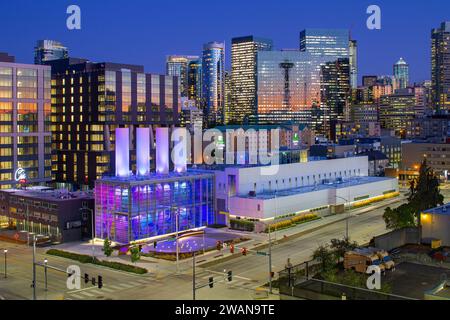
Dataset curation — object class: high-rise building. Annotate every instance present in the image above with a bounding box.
[349,40,358,89]
[187,59,202,106]
[300,28,350,58]
[224,71,232,125]
[230,36,273,124]
[46,58,180,188]
[321,58,351,133]
[34,40,68,65]
[431,22,450,114]
[379,90,417,137]
[166,55,199,98]
[393,58,409,90]
[300,29,352,136]
[201,42,225,127]
[255,50,316,125]
[0,54,52,189]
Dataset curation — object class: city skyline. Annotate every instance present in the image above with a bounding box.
[1,0,449,84]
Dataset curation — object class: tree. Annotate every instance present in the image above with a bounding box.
[130,246,141,264]
[383,158,444,230]
[383,204,416,230]
[313,244,335,272]
[408,158,444,223]
[102,238,113,257]
[330,238,359,262]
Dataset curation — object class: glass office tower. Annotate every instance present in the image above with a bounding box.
[230,36,273,124]
[393,58,409,90]
[187,59,202,106]
[34,40,68,65]
[349,40,358,89]
[299,29,351,136]
[300,29,350,58]
[431,22,450,114]
[0,54,52,189]
[166,55,199,98]
[201,42,225,127]
[256,50,317,125]
[95,172,215,244]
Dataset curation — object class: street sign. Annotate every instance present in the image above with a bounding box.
[256,251,268,256]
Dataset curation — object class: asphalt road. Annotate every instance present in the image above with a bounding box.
[0,184,448,300]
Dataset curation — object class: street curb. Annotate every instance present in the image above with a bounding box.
[197,197,405,269]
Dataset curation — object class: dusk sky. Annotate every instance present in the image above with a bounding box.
[1,0,448,84]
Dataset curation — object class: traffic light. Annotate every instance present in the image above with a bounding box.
[84,273,89,284]
[241,247,248,256]
[229,244,234,254]
[208,277,214,288]
[91,277,96,286]
[227,271,232,282]
[98,275,103,289]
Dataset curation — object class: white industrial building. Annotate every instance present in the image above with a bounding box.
[421,203,450,246]
[214,156,399,220]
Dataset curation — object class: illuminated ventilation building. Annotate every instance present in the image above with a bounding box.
[431,22,450,114]
[34,40,68,65]
[201,42,225,127]
[393,58,409,90]
[46,58,180,189]
[166,55,199,98]
[95,127,215,244]
[230,36,273,124]
[0,53,52,189]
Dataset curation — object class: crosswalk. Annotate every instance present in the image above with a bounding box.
[195,270,262,292]
[65,278,154,300]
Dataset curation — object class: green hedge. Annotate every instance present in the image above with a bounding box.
[46,249,148,274]
[230,219,255,232]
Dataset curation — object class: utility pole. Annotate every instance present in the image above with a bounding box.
[32,235,36,300]
[3,249,7,278]
[268,224,273,294]
[44,258,48,291]
[176,208,179,274]
[192,252,196,300]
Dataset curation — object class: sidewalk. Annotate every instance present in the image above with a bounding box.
[47,195,406,275]
[195,195,406,268]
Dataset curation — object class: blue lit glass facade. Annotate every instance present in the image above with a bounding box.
[95,172,215,244]
[201,42,225,126]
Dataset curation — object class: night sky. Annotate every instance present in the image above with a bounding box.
[1,0,448,84]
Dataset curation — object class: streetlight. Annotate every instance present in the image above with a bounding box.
[335,194,350,240]
[44,258,48,291]
[3,249,7,278]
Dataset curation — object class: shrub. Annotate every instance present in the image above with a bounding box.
[230,219,255,232]
[46,249,147,274]
[264,213,319,233]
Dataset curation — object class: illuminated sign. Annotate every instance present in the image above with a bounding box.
[14,168,27,182]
